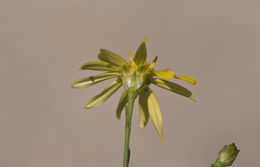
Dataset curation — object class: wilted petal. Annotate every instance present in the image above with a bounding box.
[150,78,196,101]
[116,90,128,120]
[80,61,120,72]
[153,69,175,79]
[139,90,149,128]
[98,49,128,67]
[146,88,164,142]
[134,38,147,66]
[85,81,122,109]
[174,75,197,85]
[71,72,119,88]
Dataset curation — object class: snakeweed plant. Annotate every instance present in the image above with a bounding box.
[71,38,197,167]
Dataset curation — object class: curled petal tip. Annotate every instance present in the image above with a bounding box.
[71,83,80,89]
[84,100,94,109]
[70,82,75,88]
[84,105,91,109]
[191,94,197,102]
[175,75,197,85]
[191,78,197,85]
[84,102,97,109]
[71,81,81,88]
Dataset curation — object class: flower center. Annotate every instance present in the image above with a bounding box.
[121,51,155,91]
[122,70,145,90]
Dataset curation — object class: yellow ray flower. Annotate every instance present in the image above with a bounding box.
[139,90,149,128]
[71,38,197,142]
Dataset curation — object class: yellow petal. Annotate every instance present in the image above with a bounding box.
[71,72,119,88]
[116,90,128,120]
[80,61,120,72]
[139,90,149,128]
[129,50,137,70]
[150,78,196,102]
[98,49,128,67]
[147,88,164,142]
[134,38,147,66]
[153,69,175,79]
[174,75,197,85]
[85,81,122,109]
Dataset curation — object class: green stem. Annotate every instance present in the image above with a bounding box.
[123,88,136,167]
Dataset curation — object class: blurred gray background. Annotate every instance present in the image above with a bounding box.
[1,0,260,167]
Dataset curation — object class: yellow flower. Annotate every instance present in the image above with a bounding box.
[71,38,197,142]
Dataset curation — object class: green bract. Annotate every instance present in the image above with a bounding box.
[71,38,197,142]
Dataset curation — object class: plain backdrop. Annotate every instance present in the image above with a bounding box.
[1,0,260,167]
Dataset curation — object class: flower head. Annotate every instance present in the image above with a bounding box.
[71,38,197,142]
[211,143,240,167]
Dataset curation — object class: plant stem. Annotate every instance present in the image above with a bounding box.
[123,88,136,167]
